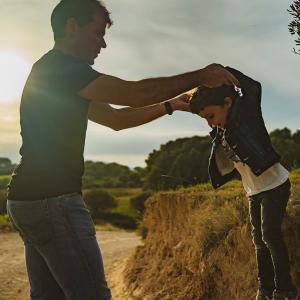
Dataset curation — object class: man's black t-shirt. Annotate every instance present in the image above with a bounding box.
[8,49,101,201]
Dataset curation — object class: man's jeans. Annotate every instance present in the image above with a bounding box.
[249,179,294,292]
[7,193,112,300]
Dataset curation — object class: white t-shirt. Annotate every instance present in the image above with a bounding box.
[233,162,289,196]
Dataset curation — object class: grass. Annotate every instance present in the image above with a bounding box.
[103,188,142,229]
[125,169,300,300]
[111,196,139,218]
[103,188,142,218]
[0,214,12,232]
[0,175,10,189]
[81,187,142,229]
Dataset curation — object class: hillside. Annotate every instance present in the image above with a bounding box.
[125,170,300,300]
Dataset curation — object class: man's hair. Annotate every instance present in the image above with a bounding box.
[189,85,237,114]
[51,0,113,41]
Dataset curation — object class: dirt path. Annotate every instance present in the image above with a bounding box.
[0,230,141,300]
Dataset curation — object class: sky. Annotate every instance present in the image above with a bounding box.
[0,0,299,168]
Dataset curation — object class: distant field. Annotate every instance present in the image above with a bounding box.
[82,187,142,218]
[103,188,142,218]
[89,187,143,229]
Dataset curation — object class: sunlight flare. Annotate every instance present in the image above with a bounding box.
[0,51,31,103]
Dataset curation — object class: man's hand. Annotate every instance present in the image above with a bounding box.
[201,64,240,88]
[169,93,191,112]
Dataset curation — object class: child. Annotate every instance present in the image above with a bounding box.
[189,67,297,300]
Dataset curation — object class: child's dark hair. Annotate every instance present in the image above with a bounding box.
[189,84,237,114]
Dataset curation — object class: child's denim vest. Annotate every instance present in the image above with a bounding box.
[208,67,280,189]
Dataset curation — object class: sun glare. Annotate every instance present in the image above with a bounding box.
[0,51,31,103]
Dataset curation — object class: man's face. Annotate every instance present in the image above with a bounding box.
[72,12,107,65]
[198,97,232,129]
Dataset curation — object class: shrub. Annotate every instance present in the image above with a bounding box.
[83,189,117,218]
[98,212,137,229]
[130,191,153,214]
[0,176,10,189]
[0,189,7,215]
[0,214,13,232]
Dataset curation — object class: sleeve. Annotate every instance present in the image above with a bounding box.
[225,66,262,117]
[59,60,102,93]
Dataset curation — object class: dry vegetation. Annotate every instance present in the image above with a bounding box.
[125,170,300,300]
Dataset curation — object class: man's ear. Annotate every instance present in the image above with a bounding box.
[65,18,80,37]
[224,96,233,108]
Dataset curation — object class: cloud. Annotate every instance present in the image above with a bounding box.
[0,0,299,166]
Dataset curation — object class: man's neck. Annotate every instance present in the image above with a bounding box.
[53,41,75,57]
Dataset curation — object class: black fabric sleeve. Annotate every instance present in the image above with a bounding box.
[62,61,102,93]
[225,66,262,118]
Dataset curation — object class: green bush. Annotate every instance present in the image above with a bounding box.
[130,191,153,214]
[98,212,137,229]
[0,176,10,189]
[83,161,143,188]
[0,214,13,232]
[83,189,117,218]
[0,189,7,215]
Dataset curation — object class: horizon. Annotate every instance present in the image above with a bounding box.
[1,126,298,169]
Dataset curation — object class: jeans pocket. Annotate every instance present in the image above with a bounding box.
[62,199,96,239]
[8,201,54,246]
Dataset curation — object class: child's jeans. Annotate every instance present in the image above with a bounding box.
[249,179,294,292]
[7,193,112,300]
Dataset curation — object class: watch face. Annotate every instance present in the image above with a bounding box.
[164,101,173,115]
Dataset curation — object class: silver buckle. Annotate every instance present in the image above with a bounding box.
[234,85,243,97]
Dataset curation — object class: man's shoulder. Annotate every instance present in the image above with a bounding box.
[32,49,96,78]
[34,49,69,68]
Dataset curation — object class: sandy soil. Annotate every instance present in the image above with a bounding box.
[0,230,141,300]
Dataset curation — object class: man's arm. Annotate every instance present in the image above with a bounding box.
[88,93,190,131]
[80,64,239,108]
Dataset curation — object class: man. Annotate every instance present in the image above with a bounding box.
[7,1,239,299]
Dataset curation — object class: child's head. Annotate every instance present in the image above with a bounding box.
[189,85,237,129]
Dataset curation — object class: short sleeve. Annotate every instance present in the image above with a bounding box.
[60,60,102,93]
[36,50,103,94]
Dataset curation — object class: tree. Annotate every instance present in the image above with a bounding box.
[0,158,15,175]
[143,136,211,190]
[270,128,300,169]
[288,0,300,54]
[292,130,300,144]
[83,161,143,188]
[0,189,7,215]
[144,129,300,191]
[270,127,292,140]
[84,189,117,218]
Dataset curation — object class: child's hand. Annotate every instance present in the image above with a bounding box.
[169,93,191,112]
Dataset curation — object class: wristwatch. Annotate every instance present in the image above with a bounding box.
[164,101,173,115]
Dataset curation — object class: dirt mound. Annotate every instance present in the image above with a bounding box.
[125,172,300,300]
